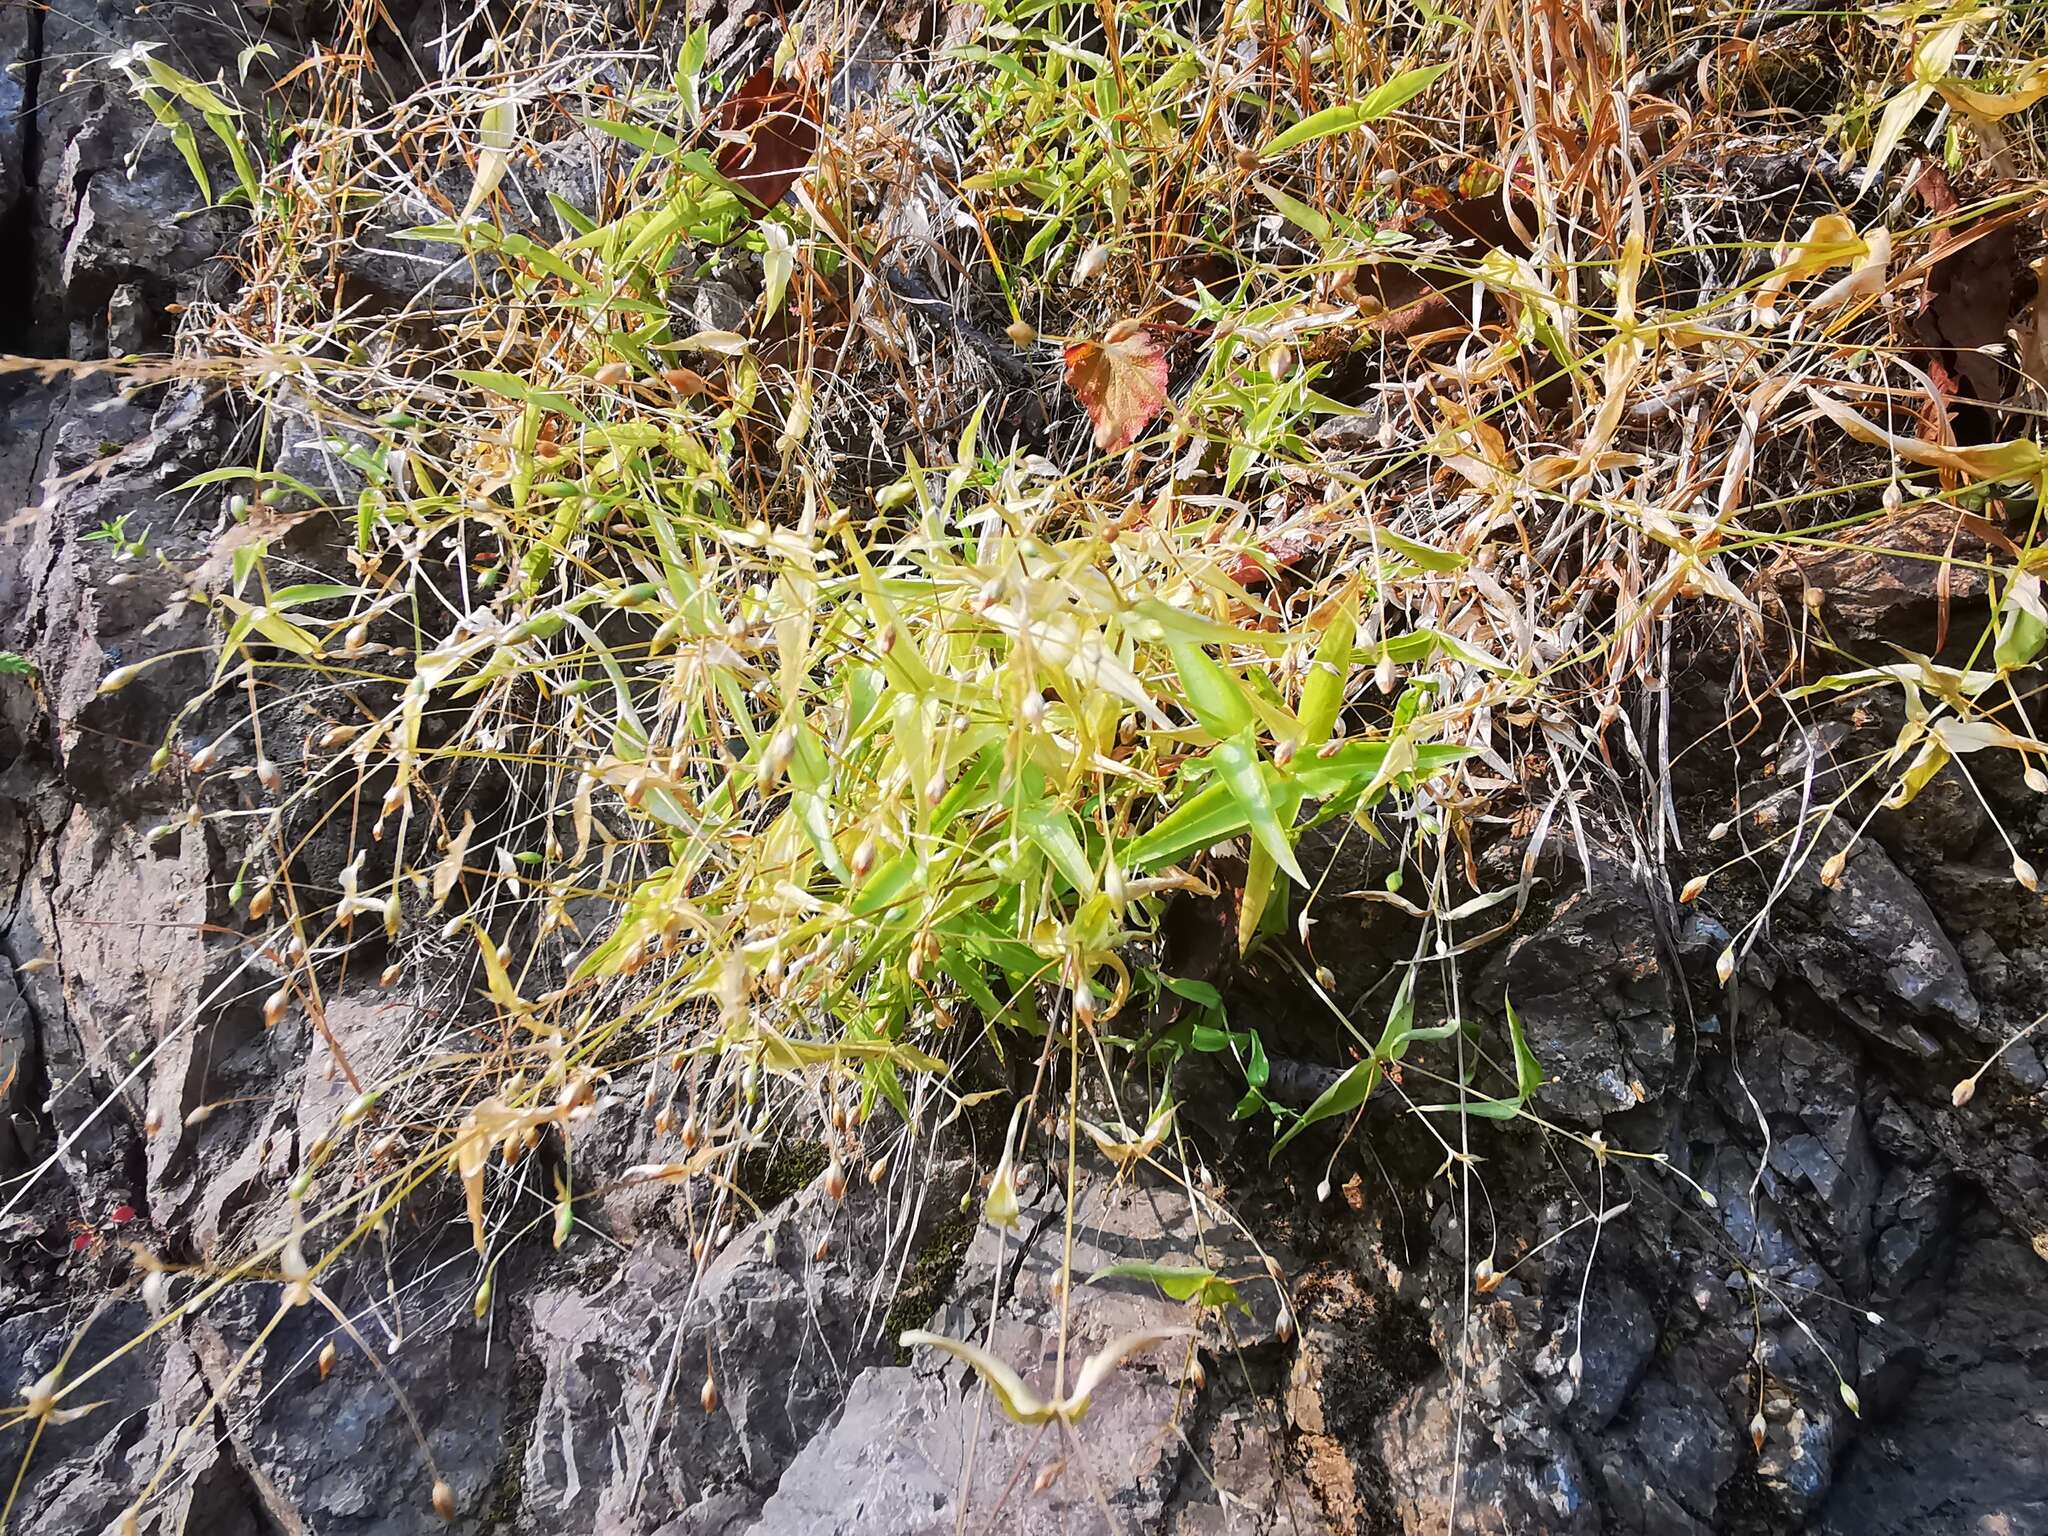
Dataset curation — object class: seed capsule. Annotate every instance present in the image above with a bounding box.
[432,1480,456,1520]
[701,1372,719,1414]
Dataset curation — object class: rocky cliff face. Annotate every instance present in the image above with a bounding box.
[2,5,2047,1535]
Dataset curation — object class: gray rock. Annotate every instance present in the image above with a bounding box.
[190,1270,512,1536]
[1378,1370,1599,1536]
[1476,849,1678,1123]
[1752,792,1982,1055]
[519,1156,972,1534]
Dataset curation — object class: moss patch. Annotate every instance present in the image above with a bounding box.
[883,1208,978,1362]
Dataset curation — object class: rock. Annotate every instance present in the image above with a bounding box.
[1477,848,1678,1123]
[0,1,32,225]
[189,1268,512,1536]
[1751,792,1983,1056]
[1377,1371,1599,1536]
[1816,1226,2048,1535]
[745,1322,1188,1536]
[1589,1369,1740,1535]
[1767,511,1993,662]
[751,1170,1288,1536]
[1165,1400,1323,1534]
[6,381,238,805]
[518,1156,972,1534]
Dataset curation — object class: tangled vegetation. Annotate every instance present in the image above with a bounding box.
[10,0,2048,1523]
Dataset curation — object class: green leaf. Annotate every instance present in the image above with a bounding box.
[1370,969,1418,1059]
[1995,573,2048,671]
[1418,991,1544,1120]
[1216,732,1304,884]
[849,850,920,918]
[897,1331,1053,1424]
[1255,180,1332,242]
[1123,780,1243,870]
[1090,1261,1247,1312]
[1161,976,1222,1008]
[576,115,681,156]
[452,369,587,420]
[1018,804,1096,894]
[1270,1056,1378,1159]
[1297,603,1355,746]
[1262,66,1450,155]
[1170,642,1255,739]
[1270,971,1414,1157]
[267,583,361,610]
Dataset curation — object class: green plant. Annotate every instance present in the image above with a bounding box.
[25,0,2048,1522]
[83,513,149,560]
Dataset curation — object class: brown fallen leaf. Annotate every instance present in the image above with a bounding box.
[714,63,822,213]
[1062,320,1169,452]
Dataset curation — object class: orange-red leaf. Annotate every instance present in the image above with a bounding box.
[1063,321,1169,452]
[715,64,822,212]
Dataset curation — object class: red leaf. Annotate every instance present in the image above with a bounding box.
[70,1231,91,1253]
[715,64,822,213]
[1062,321,1169,452]
[1220,524,1327,588]
[109,1203,136,1225]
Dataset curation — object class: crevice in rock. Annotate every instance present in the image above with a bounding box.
[0,0,45,356]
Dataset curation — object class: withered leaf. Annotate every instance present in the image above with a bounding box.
[714,64,822,212]
[1062,320,1169,452]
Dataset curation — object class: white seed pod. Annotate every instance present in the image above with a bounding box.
[97,663,146,695]
[1951,1076,1977,1108]
[701,1371,719,1414]
[432,1480,456,1520]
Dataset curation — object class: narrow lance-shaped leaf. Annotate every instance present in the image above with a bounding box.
[1216,732,1305,884]
[1262,66,1450,155]
[1091,1262,1246,1313]
[460,96,520,222]
[1269,969,1412,1158]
